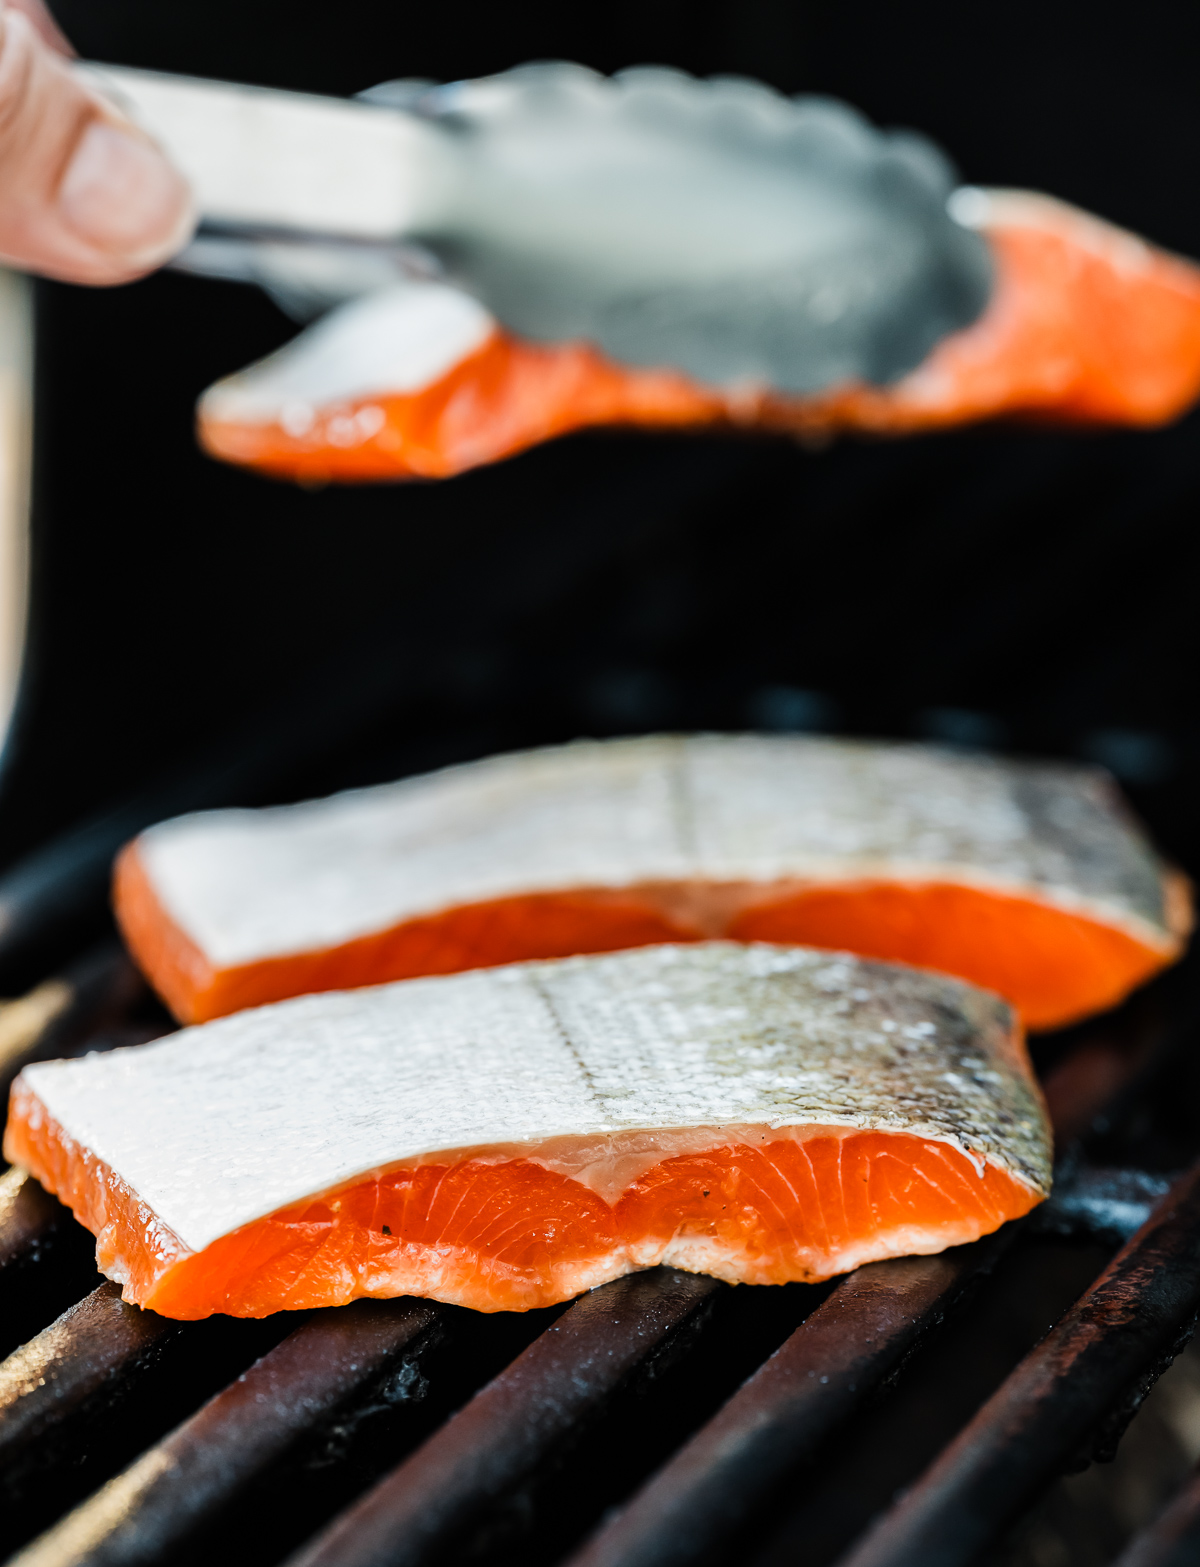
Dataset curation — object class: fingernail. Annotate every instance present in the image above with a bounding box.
[58,119,194,265]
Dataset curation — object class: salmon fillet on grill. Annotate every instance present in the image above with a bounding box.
[114,734,1190,1031]
[198,191,1200,484]
[4,943,1052,1318]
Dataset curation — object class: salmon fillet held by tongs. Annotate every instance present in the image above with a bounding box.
[5,943,1051,1317]
[114,735,1190,1030]
[84,64,1200,481]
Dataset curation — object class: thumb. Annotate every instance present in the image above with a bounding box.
[0,5,195,285]
[5,0,74,54]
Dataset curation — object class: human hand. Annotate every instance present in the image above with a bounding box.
[0,0,194,284]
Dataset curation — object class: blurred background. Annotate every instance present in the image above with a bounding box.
[1,0,1199,973]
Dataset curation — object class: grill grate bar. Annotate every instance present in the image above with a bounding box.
[1112,1461,1200,1567]
[0,1284,187,1556]
[1028,1165,1173,1245]
[283,1267,721,1567]
[564,1235,1012,1567]
[0,1170,71,1273]
[0,1172,101,1357]
[0,948,151,1115]
[0,1285,293,1559]
[834,1158,1200,1567]
[0,1284,183,1469]
[11,1296,444,1567]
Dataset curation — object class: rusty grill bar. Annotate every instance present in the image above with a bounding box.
[0,938,1198,1567]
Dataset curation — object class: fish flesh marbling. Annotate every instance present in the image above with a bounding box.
[114,734,1189,1030]
[4,943,1051,1318]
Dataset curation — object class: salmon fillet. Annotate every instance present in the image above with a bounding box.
[197,190,1200,484]
[4,943,1051,1318]
[114,735,1189,1031]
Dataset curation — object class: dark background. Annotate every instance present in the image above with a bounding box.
[5,0,1200,888]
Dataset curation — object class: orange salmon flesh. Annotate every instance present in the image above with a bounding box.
[115,845,1185,1033]
[6,1100,1039,1318]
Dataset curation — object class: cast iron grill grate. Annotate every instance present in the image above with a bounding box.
[1,941,1200,1567]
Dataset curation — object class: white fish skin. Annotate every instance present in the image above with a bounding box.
[198,280,495,429]
[130,734,1181,972]
[9,944,1049,1263]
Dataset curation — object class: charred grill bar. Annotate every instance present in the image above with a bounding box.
[19,1296,445,1567]
[561,1241,1015,1567]
[840,1163,1200,1567]
[0,898,1193,1567]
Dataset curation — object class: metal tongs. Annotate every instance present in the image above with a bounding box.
[76,61,991,392]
